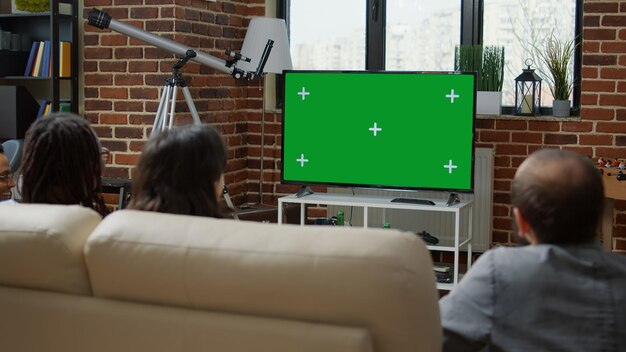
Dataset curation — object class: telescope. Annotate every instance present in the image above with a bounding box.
[87,8,277,136]
[87,8,273,80]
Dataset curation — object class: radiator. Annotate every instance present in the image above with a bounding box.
[328,147,494,252]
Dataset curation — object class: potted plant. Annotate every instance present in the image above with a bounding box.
[536,35,575,117]
[455,45,505,115]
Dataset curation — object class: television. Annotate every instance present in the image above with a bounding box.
[281,70,476,195]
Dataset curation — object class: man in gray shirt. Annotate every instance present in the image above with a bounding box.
[440,149,626,351]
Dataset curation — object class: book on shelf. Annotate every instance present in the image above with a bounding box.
[59,41,71,77]
[36,100,71,119]
[24,42,39,77]
[31,41,45,77]
[35,99,47,120]
[41,41,51,78]
[23,41,72,78]
[59,100,71,112]
[42,101,51,116]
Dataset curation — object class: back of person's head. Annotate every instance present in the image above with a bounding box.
[129,124,227,218]
[511,149,603,245]
[20,113,105,215]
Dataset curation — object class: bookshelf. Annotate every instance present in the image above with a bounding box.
[0,0,78,138]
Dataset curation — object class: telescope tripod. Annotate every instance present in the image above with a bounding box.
[151,50,201,137]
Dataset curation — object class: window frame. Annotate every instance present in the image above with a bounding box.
[279,0,582,115]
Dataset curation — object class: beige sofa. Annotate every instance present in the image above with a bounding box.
[0,203,441,352]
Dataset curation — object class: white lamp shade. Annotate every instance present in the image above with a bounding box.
[238,17,292,74]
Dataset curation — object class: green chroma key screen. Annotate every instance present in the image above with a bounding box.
[281,71,476,192]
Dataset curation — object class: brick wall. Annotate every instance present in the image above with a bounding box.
[83,0,264,207]
[478,0,626,252]
[83,0,626,252]
[583,0,626,252]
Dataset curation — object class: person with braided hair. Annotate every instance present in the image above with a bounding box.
[19,113,107,216]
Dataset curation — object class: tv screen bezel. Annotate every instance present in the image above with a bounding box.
[280,70,477,194]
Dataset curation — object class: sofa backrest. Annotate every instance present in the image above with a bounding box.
[0,203,101,295]
[85,210,441,352]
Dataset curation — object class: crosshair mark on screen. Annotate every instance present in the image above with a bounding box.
[446,89,460,103]
[297,87,310,101]
[444,160,458,174]
[368,122,382,136]
[296,153,309,167]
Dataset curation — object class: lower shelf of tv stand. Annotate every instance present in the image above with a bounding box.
[277,193,473,291]
[436,283,455,291]
[426,237,473,252]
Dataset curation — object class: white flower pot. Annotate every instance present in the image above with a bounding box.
[552,99,571,117]
[476,91,502,116]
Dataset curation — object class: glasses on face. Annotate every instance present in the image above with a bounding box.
[0,173,13,183]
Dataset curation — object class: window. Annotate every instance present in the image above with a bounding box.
[282,0,582,112]
[288,0,365,70]
[483,0,579,108]
[386,0,461,71]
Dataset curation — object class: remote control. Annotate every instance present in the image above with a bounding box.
[391,198,435,205]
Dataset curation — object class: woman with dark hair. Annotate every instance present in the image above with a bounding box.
[20,112,107,216]
[0,144,17,202]
[128,124,227,218]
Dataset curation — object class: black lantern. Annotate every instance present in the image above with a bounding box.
[515,59,542,116]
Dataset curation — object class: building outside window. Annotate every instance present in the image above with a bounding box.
[385,1,461,71]
[483,0,577,107]
[289,0,365,70]
[284,0,579,112]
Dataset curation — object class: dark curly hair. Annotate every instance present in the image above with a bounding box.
[20,113,106,216]
[128,124,227,218]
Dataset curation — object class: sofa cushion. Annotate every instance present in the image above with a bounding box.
[85,210,441,352]
[0,203,101,295]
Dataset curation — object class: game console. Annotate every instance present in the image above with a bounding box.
[416,230,439,245]
[446,192,461,206]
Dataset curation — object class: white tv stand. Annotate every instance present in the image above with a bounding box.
[278,193,473,291]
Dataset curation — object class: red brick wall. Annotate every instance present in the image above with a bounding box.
[83,0,626,252]
[83,0,264,206]
[582,0,626,252]
[477,0,626,252]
